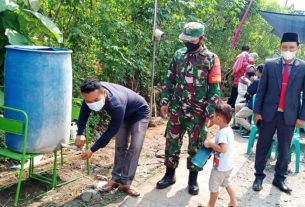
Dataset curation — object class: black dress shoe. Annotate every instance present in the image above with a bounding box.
[272,179,292,194]
[188,183,199,195]
[252,178,263,191]
[156,176,176,189]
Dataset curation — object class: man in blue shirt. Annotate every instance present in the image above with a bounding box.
[235,64,263,136]
[75,79,149,197]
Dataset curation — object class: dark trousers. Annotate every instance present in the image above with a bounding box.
[254,112,294,181]
[227,86,238,108]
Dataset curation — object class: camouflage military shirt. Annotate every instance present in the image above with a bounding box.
[161,47,221,118]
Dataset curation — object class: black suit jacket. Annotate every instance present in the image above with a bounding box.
[254,58,305,125]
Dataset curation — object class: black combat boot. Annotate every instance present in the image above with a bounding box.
[156,167,176,189]
[188,171,199,195]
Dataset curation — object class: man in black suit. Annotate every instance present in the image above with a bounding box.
[253,33,305,194]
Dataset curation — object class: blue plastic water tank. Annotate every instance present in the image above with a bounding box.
[4,45,72,153]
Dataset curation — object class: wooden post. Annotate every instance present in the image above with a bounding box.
[149,0,158,118]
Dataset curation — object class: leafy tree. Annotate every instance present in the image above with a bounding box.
[1,0,302,103]
[0,0,63,86]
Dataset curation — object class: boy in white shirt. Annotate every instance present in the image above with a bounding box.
[200,103,237,207]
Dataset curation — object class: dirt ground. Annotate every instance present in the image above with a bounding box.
[0,122,304,207]
[0,122,171,207]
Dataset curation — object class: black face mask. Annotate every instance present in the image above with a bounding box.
[184,42,201,53]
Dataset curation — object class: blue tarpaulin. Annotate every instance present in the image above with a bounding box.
[259,10,305,43]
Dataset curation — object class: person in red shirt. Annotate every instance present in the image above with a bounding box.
[227,45,250,110]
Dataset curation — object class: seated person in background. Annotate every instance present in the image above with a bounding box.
[235,65,264,136]
[234,65,256,114]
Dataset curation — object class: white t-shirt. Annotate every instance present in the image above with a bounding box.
[213,126,234,171]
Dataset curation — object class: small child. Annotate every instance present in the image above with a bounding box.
[200,103,237,207]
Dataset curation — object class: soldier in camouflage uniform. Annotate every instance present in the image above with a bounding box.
[156,22,221,195]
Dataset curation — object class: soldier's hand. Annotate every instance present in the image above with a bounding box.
[160,105,169,119]
[254,114,263,125]
[75,135,85,149]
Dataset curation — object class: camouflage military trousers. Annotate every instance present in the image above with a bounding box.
[164,110,207,172]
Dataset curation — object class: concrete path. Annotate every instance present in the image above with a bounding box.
[109,132,250,207]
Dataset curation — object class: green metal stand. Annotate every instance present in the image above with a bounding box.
[0,106,59,206]
[0,101,91,206]
[28,151,58,189]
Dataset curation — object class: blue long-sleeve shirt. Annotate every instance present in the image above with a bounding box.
[77,82,149,152]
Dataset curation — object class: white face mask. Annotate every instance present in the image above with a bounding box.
[86,98,105,112]
[281,50,296,61]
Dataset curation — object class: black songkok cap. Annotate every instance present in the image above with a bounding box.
[281,32,299,43]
